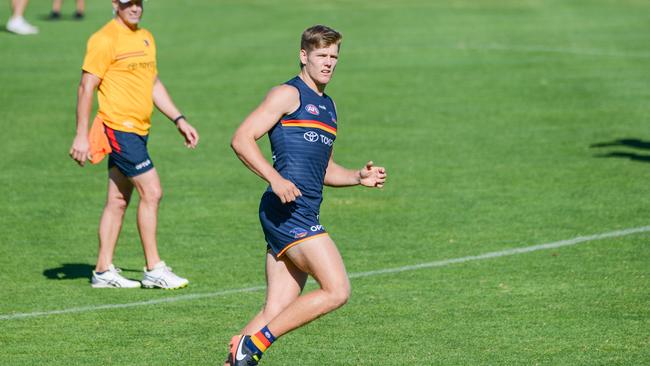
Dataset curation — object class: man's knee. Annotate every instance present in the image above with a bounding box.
[140,185,163,204]
[106,195,130,212]
[326,282,351,310]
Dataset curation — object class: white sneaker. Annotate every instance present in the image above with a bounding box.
[91,264,141,288]
[142,261,189,289]
[6,16,39,35]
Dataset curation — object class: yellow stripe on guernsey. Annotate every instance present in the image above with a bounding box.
[251,335,268,352]
[82,19,157,136]
[277,233,328,257]
[281,120,337,136]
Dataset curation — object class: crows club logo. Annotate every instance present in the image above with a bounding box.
[303,131,319,142]
[289,227,308,239]
[305,104,320,115]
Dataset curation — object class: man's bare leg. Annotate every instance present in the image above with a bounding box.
[265,234,350,337]
[226,235,350,364]
[95,167,133,272]
[130,168,162,270]
[11,0,29,16]
[243,251,308,334]
[224,252,307,366]
[51,0,62,13]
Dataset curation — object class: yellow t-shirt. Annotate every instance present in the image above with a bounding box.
[82,19,157,135]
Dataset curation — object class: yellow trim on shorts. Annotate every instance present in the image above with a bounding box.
[277,233,328,257]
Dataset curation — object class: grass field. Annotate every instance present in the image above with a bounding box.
[1,0,649,364]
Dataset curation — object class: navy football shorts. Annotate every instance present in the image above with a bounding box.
[105,126,154,177]
[259,191,327,257]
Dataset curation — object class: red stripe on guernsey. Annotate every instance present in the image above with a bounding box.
[281,119,337,136]
[105,127,121,154]
[254,332,272,348]
[115,51,146,60]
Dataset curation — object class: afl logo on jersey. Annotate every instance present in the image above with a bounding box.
[305,104,320,115]
[304,131,319,142]
[144,39,150,47]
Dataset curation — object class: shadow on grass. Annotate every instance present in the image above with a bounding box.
[590,138,650,163]
[43,264,141,280]
[38,13,84,22]
[43,263,93,280]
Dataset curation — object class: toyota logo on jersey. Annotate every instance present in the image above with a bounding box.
[303,131,319,142]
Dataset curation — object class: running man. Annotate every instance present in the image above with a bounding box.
[225,25,387,365]
[69,0,199,289]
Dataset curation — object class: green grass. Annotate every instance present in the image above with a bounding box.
[1,0,649,365]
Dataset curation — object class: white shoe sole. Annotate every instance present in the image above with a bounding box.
[6,24,38,35]
[141,280,188,290]
[91,282,141,289]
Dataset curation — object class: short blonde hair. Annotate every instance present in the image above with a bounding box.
[300,25,342,52]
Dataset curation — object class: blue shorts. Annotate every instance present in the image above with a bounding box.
[259,191,327,257]
[105,126,154,177]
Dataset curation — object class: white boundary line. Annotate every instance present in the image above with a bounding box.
[2,226,649,321]
[454,43,650,59]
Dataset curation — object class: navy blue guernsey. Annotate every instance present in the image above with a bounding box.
[266,76,338,212]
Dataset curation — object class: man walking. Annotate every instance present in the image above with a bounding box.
[69,0,199,289]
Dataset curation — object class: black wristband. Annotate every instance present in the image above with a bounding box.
[172,115,185,125]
